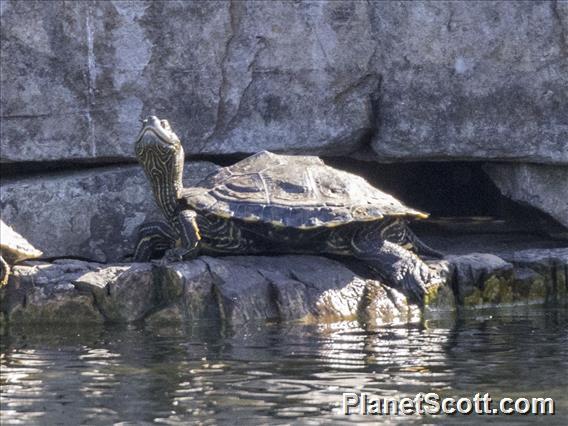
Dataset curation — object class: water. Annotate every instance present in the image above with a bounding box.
[1,307,567,425]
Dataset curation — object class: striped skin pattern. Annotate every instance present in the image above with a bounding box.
[193,215,438,257]
[135,119,184,220]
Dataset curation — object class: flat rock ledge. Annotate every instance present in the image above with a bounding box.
[1,249,566,327]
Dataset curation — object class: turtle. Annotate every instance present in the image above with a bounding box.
[133,116,443,303]
[0,220,43,286]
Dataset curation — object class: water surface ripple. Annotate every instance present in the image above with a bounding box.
[1,307,567,424]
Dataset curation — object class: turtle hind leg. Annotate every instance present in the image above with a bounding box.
[351,234,433,304]
[381,218,443,259]
[133,221,177,262]
[0,256,10,286]
[403,226,443,259]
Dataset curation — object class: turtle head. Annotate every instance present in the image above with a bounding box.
[135,116,185,219]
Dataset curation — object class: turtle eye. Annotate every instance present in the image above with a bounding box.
[160,120,170,130]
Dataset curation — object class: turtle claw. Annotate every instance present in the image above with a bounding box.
[400,271,428,305]
[405,266,445,306]
[156,248,189,265]
[151,247,201,266]
[405,267,445,307]
[351,236,442,307]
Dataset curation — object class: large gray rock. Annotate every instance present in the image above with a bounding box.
[75,263,154,322]
[500,247,568,303]
[445,253,515,306]
[1,255,425,326]
[0,161,218,262]
[0,260,104,324]
[150,260,219,323]
[370,1,568,164]
[148,255,423,325]
[3,1,564,164]
[2,248,566,325]
[484,163,568,229]
[205,255,418,324]
[442,248,568,307]
[1,0,376,163]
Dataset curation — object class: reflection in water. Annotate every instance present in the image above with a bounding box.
[1,307,567,424]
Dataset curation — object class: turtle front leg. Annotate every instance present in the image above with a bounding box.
[0,255,10,286]
[351,231,435,304]
[162,210,202,262]
[177,210,201,256]
[134,221,177,261]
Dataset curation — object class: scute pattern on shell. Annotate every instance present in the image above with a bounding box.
[181,151,428,229]
[0,220,43,263]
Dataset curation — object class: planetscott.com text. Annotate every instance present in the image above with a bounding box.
[342,392,555,416]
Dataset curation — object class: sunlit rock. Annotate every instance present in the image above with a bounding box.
[75,263,154,323]
[1,248,566,326]
[3,1,565,164]
[446,249,568,308]
[484,164,568,230]
[0,162,218,263]
[2,261,104,324]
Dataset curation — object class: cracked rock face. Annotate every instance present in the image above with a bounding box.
[1,1,377,162]
[370,1,568,164]
[3,1,564,164]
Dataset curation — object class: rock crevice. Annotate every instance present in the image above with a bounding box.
[8,1,565,163]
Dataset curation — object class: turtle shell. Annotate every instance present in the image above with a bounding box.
[0,220,43,263]
[181,151,428,229]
